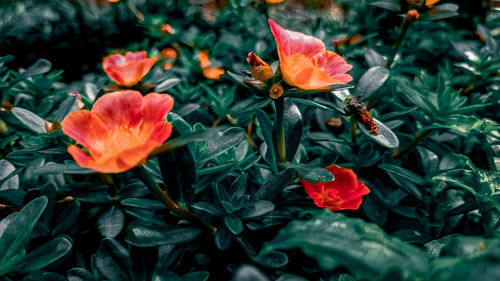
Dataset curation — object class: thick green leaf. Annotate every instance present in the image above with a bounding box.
[33,162,94,175]
[364,48,386,67]
[94,238,130,281]
[224,215,244,235]
[125,223,201,247]
[13,58,52,82]
[97,206,125,238]
[379,164,428,186]
[356,66,389,100]
[11,107,46,133]
[13,235,72,274]
[158,143,196,202]
[357,118,399,149]
[0,196,48,276]
[155,77,181,92]
[280,163,334,183]
[233,265,270,281]
[198,127,245,161]
[262,210,429,280]
[370,0,401,12]
[0,159,19,190]
[67,268,94,281]
[422,4,459,21]
[256,109,278,173]
[254,168,296,201]
[283,98,303,162]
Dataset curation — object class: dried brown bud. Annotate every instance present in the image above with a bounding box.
[345,97,379,135]
[246,52,274,82]
[406,0,424,5]
[1,101,13,111]
[0,120,7,134]
[269,83,284,99]
[45,120,61,132]
[325,117,343,134]
[406,9,419,21]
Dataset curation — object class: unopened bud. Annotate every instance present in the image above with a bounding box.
[45,120,61,132]
[325,117,343,134]
[406,9,419,21]
[243,79,266,88]
[269,83,284,99]
[246,52,274,82]
[0,120,7,134]
[161,24,175,34]
[70,91,85,109]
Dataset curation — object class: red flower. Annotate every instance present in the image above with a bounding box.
[268,19,353,90]
[102,51,158,86]
[161,24,176,34]
[300,165,370,211]
[61,90,173,173]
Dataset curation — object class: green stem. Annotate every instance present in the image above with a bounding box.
[133,166,217,235]
[275,97,287,163]
[392,130,430,158]
[350,117,357,145]
[386,18,411,69]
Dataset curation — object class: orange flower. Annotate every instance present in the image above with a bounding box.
[199,50,225,80]
[300,165,370,211]
[266,0,285,3]
[425,0,440,6]
[161,48,178,70]
[61,90,173,173]
[161,24,176,34]
[268,19,353,90]
[102,51,158,86]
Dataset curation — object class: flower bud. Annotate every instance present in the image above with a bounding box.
[269,83,284,99]
[246,52,274,82]
[1,101,13,111]
[70,91,85,109]
[406,9,419,21]
[161,24,175,34]
[45,120,61,132]
[325,117,343,133]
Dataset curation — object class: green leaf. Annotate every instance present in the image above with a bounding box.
[67,268,94,281]
[233,265,270,281]
[125,223,201,247]
[158,143,196,202]
[262,210,429,280]
[198,127,245,162]
[33,162,94,175]
[155,77,181,92]
[53,96,77,122]
[256,109,278,173]
[0,196,48,276]
[364,48,386,67]
[13,235,72,274]
[356,66,389,100]
[237,200,275,219]
[11,107,46,133]
[0,159,19,190]
[357,118,399,149]
[12,59,52,82]
[370,0,401,12]
[94,238,130,281]
[254,168,296,201]
[120,198,165,210]
[97,206,125,238]
[280,163,333,183]
[379,164,428,186]
[224,215,243,235]
[283,98,303,162]
[422,4,459,21]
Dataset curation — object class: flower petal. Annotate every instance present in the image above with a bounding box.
[268,19,325,58]
[102,54,126,69]
[61,110,109,156]
[92,91,144,129]
[142,93,174,124]
[68,145,93,167]
[199,51,212,68]
[203,68,225,80]
[313,50,353,77]
[125,51,147,62]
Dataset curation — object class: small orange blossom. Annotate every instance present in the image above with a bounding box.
[102,51,158,86]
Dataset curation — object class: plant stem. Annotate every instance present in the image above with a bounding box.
[275,97,287,163]
[133,166,217,235]
[350,117,357,144]
[386,18,411,69]
[392,130,430,158]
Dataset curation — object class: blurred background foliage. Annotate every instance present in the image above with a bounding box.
[0,0,499,280]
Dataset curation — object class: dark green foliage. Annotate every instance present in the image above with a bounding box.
[0,0,499,280]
